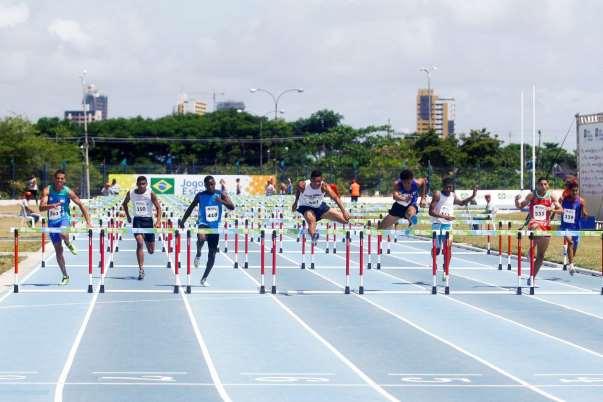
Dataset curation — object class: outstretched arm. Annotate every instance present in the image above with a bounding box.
[323,182,350,221]
[151,192,162,227]
[291,181,304,212]
[180,193,199,227]
[122,192,131,223]
[69,190,92,226]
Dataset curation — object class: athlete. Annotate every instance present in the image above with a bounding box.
[515,177,562,285]
[292,170,350,246]
[558,180,588,275]
[122,176,162,280]
[39,170,92,285]
[429,177,477,278]
[378,169,427,229]
[180,175,235,286]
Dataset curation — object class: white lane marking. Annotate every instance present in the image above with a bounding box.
[279,235,564,402]
[93,371,187,374]
[99,375,176,382]
[0,252,56,304]
[54,291,99,402]
[240,372,335,376]
[449,271,603,319]
[178,276,232,402]
[377,266,603,359]
[222,253,400,402]
[387,373,482,376]
[534,373,603,376]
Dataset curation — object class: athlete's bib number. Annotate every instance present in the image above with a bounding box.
[205,206,219,222]
[398,194,411,207]
[440,205,452,216]
[48,207,61,220]
[135,201,149,216]
[563,208,576,224]
[533,205,547,221]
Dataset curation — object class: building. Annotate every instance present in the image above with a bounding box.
[216,100,245,111]
[174,94,207,116]
[64,84,108,123]
[416,89,455,138]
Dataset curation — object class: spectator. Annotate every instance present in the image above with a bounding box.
[349,178,360,202]
[101,182,111,196]
[219,178,227,194]
[265,179,275,196]
[279,182,287,194]
[19,192,41,226]
[235,178,242,195]
[286,178,293,195]
[109,179,120,195]
[26,175,39,206]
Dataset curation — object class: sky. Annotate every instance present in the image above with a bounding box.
[0,0,601,150]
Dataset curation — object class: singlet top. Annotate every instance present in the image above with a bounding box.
[395,179,419,207]
[298,180,325,208]
[47,185,71,223]
[196,191,223,228]
[529,191,552,225]
[350,183,360,197]
[130,188,154,218]
[265,184,275,196]
[561,196,584,229]
[432,191,455,224]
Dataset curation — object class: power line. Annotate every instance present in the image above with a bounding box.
[47,136,310,144]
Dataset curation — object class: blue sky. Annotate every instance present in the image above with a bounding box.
[1,0,601,149]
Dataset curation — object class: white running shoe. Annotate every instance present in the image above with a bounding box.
[194,256,201,269]
[568,264,576,276]
[200,278,210,287]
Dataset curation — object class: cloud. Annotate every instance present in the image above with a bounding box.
[48,19,91,49]
[0,2,29,28]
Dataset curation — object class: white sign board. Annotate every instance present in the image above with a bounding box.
[577,113,603,220]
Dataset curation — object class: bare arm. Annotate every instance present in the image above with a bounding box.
[39,187,56,212]
[291,181,304,212]
[416,178,427,206]
[219,191,235,210]
[454,186,478,206]
[69,190,92,226]
[122,191,131,222]
[428,191,440,218]
[323,182,349,221]
[391,181,406,202]
[151,192,162,226]
[515,193,532,209]
[180,193,199,227]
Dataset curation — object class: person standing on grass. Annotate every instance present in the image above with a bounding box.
[349,178,361,203]
[515,177,562,285]
[180,175,235,287]
[39,169,92,285]
[122,176,162,280]
[557,180,588,276]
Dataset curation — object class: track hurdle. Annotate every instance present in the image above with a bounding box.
[13,229,19,293]
[507,222,512,270]
[516,232,522,295]
[41,219,46,267]
[186,229,192,294]
[174,230,180,294]
[99,229,105,293]
[88,229,93,293]
[498,222,503,270]
[244,219,249,268]
[345,231,351,294]
[234,219,239,268]
[529,232,535,295]
[271,230,277,294]
[359,231,365,294]
[260,230,266,294]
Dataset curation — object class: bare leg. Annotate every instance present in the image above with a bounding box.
[135,235,145,269]
[145,241,155,254]
[321,208,348,225]
[53,241,67,277]
[303,210,318,237]
[534,236,551,276]
[378,214,400,230]
[404,206,418,226]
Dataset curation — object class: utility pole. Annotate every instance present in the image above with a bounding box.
[81,70,90,199]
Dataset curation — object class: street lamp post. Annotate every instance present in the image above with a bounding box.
[419,66,437,131]
[259,109,284,171]
[249,87,303,120]
[81,70,91,199]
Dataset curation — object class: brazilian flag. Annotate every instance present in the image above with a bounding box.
[151,177,175,194]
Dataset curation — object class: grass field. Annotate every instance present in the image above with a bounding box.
[0,205,44,275]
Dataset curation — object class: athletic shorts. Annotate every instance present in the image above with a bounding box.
[388,202,418,218]
[198,225,219,251]
[48,217,70,244]
[297,202,331,221]
[528,221,551,236]
[560,223,580,248]
[133,217,155,243]
[432,223,452,250]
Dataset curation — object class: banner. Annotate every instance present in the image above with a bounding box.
[108,174,275,196]
[577,113,603,220]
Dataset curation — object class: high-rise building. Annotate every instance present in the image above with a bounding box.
[64,84,108,123]
[216,101,245,111]
[174,94,207,116]
[416,89,455,138]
